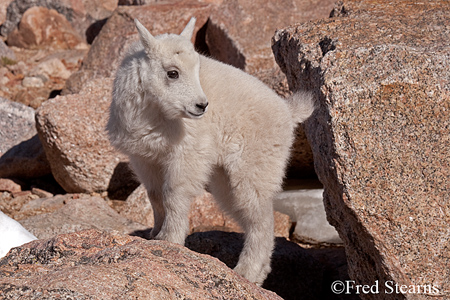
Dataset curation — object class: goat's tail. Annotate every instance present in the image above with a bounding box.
[286,91,316,124]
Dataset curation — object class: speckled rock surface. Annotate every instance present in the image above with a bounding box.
[18,194,148,239]
[35,78,138,194]
[273,0,450,299]
[0,229,282,300]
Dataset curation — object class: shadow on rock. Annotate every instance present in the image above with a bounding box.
[107,162,140,200]
[185,231,360,300]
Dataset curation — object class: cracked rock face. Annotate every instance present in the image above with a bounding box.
[273,0,450,299]
[0,229,282,300]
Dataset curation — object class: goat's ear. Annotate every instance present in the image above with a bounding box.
[135,19,156,50]
[180,17,196,40]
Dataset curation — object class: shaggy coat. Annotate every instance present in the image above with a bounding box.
[107,18,314,285]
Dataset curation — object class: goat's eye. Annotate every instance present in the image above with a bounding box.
[167,70,179,79]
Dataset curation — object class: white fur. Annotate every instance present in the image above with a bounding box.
[107,18,314,285]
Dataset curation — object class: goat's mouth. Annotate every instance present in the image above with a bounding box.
[186,110,205,119]
[185,105,208,118]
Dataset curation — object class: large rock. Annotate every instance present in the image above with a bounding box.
[6,6,87,50]
[63,1,215,95]
[0,97,50,179]
[19,194,148,239]
[0,178,21,193]
[0,0,117,42]
[0,229,282,300]
[273,0,450,299]
[35,78,138,194]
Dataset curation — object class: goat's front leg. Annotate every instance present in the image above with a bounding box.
[152,186,192,244]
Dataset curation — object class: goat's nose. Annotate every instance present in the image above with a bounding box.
[196,102,208,112]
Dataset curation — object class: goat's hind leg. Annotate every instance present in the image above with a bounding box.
[232,184,275,286]
[209,168,275,286]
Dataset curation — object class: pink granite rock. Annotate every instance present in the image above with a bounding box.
[189,191,241,232]
[0,178,21,193]
[1,0,117,42]
[18,194,148,239]
[6,6,87,50]
[35,78,138,194]
[0,229,282,299]
[273,0,450,299]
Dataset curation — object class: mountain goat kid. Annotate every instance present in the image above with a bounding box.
[107,17,314,285]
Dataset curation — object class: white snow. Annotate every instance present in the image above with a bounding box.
[0,210,37,258]
[274,189,342,244]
